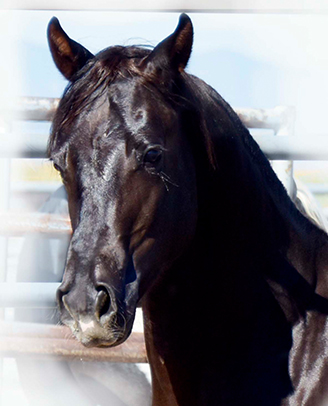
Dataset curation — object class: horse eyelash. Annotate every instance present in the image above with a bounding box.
[158,171,179,192]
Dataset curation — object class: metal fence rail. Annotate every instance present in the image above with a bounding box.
[0,212,71,237]
[0,321,147,362]
[252,135,328,161]
[4,98,328,160]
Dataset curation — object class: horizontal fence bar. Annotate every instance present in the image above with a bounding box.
[0,320,72,338]
[10,181,328,196]
[0,336,147,362]
[0,212,71,237]
[0,283,59,308]
[12,98,291,130]
[2,0,327,13]
[4,179,328,240]
[11,97,60,122]
[10,181,62,194]
[4,99,311,159]
[6,98,326,160]
[306,184,328,195]
[0,320,69,339]
[0,133,49,158]
[0,321,147,362]
[252,135,328,161]
[235,106,294,133]
[3,100,295,158]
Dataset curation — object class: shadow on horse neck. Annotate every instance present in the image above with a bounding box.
[47,13,328,406]
[142,73,297,406]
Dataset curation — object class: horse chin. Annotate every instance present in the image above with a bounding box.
[78,329,130,348]
[63,312,134,349]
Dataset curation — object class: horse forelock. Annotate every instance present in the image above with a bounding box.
[48,46,153,157]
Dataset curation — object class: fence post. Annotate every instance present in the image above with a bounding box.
[270,106,296,197]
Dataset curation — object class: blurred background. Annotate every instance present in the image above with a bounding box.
[4,7,328,212]
[1,2,328,405]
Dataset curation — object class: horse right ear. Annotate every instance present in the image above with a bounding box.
[47,17,94,81]
[140,13,193,77]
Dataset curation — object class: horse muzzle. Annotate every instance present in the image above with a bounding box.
[57,281,137,347]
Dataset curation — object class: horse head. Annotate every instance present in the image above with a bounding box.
[48,15,198,347]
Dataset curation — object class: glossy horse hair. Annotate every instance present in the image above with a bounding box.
[48,14,328,406]
[50,46,150,150]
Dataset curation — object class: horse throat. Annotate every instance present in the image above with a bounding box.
[142,188,293,405]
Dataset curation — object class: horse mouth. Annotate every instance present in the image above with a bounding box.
[63,312,133,348]
[58,264,140,348]
[78,331,128,348]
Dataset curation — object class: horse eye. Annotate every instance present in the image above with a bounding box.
[144,148,162,164]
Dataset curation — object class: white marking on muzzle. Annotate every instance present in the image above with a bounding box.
[79,320,97,333]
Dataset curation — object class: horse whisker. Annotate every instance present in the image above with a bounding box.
[158,171,179,191]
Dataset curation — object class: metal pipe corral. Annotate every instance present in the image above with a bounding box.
[0,321,147,362]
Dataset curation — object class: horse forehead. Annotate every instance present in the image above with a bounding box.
[57,79,177,157]
[111,79,178,127]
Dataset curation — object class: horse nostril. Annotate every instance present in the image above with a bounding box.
[95,287,111,320]
[57,287,68,311]
[57,289,63,305]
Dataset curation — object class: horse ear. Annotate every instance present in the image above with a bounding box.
[141,13,193,75]
[47,17,94,81]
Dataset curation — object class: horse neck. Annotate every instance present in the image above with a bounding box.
[141,87,299,404]
[142,77,288,348]
[142,169,293,405]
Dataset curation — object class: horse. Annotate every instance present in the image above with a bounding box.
[47,14,328,406]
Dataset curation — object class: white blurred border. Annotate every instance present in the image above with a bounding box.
[1,0,328,12]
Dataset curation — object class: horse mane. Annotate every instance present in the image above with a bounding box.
[179,72,328,315]
[161,72,328,401]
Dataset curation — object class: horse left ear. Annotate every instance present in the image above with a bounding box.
[47,17,94,81]
[141,13,193,75]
